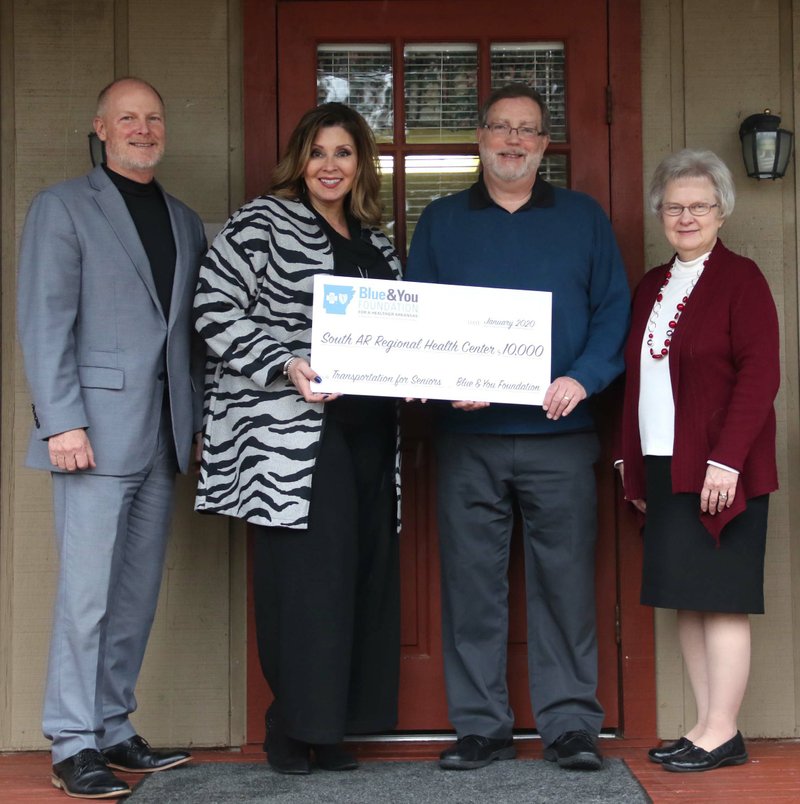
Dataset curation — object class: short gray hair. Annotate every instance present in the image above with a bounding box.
[648,149,735,218]
[478,83,551,136]
[96,77,164,117]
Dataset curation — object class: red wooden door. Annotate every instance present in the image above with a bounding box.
[242,0,644,738]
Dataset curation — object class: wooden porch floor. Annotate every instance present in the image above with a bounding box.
[2,738,800,802]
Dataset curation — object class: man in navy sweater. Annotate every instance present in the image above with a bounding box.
[406,84,630,772]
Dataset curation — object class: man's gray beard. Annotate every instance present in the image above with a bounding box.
[106,144,164,173]
[481,153,541,185]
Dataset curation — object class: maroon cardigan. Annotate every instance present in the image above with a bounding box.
[619,239,779,542]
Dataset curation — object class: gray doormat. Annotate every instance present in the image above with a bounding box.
[129,758,652,803]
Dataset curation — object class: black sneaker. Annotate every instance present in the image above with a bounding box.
[543,730,603,770]
[439,735,516,770]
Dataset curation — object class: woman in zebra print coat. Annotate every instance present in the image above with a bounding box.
[194,104,402,775]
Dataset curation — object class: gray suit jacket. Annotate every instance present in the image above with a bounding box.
[18,165,206,476]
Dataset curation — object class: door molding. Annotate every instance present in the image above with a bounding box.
[241,0,654,744]
[607,0,655,738]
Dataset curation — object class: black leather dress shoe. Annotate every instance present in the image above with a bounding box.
[265,705,311,775]
[543,730,603,770]
[662,731,748,773]
[313,743,359,771]
[439,735,516,770]
[648,736,693,763]
[102,735,191,773]
[51,749,130,799]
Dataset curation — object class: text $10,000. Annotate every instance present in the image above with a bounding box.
[501,343,545,357]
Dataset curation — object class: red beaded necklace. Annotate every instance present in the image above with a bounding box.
[646,257,707,360]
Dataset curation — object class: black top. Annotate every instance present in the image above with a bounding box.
[313,207,396,281]
[308,203,396,427]
[104,166,176,318]
[469,171,555,212]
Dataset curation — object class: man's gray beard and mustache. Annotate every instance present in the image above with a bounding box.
[480,147,542,183]
[105,141,165,172]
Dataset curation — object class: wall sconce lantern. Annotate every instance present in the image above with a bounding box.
[739,110,793,179]
[88,132,106,167]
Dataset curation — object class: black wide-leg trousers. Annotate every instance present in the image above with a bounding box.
[253,414,400,744]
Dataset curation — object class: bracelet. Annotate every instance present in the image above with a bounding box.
[282,356,297,377]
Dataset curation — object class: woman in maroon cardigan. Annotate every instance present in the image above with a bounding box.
[617,149,779,773]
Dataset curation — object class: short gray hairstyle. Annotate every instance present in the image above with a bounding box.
[648,149,735,218]
[96,77,165,117]
[478,83,551,136]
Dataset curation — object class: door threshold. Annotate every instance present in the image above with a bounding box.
[348,732,618,743]
[347,733,537,743]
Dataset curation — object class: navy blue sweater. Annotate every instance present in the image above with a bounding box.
[405,176,630,434]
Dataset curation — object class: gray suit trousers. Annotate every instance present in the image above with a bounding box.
[435,431,604,747]
[43,413,177,763]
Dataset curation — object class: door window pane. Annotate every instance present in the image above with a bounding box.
[491,43,566,142]
[404,44,478,143]
[317,44,393,142]
[540,155,568,187]
[315,42,570,256]
[405,155,480,245]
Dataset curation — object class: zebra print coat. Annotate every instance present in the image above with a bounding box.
[194,195,403,528]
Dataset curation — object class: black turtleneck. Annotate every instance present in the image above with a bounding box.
[103,166,176,318]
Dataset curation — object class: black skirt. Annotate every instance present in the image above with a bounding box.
[640,456,768,614]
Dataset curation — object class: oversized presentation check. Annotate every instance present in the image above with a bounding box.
[311,275,552,405]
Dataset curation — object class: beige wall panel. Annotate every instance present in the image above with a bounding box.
[128,1,232,222]
[686,0,796,740]
[123,0,234,748]
[683,2,781,161]
[791,0,800,741]
[640,0,675,269]
[653,610,687,735]
[14,0,114,188]
[641,0,689,740]
[7,0,116,752]
[133,511,232,746]
[642,0,799,739]
[4,0,239,750]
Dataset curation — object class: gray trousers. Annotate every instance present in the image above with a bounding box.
[43,415,177,763]
[435,431,604,747]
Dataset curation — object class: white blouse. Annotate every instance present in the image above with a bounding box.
[638,252,708,456]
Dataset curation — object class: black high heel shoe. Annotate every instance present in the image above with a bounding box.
[264,704,311,775]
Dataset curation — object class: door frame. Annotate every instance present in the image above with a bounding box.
[240,0,654,744]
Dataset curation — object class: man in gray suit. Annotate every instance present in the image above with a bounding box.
[17,77,206,799]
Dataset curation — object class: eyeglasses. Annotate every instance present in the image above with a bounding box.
[482,122,546,140]
[660,202,719,217]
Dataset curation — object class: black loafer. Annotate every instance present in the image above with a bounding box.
[439,735,516,770]
[265,705,311,775]
[313,743,359,771]
[543,730,603,770]
[51,748,130,799]
[662,731,748,773]
[648,736,693,763]
[102,735,191,773]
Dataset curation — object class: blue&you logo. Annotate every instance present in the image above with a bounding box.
[323,284,355,315]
